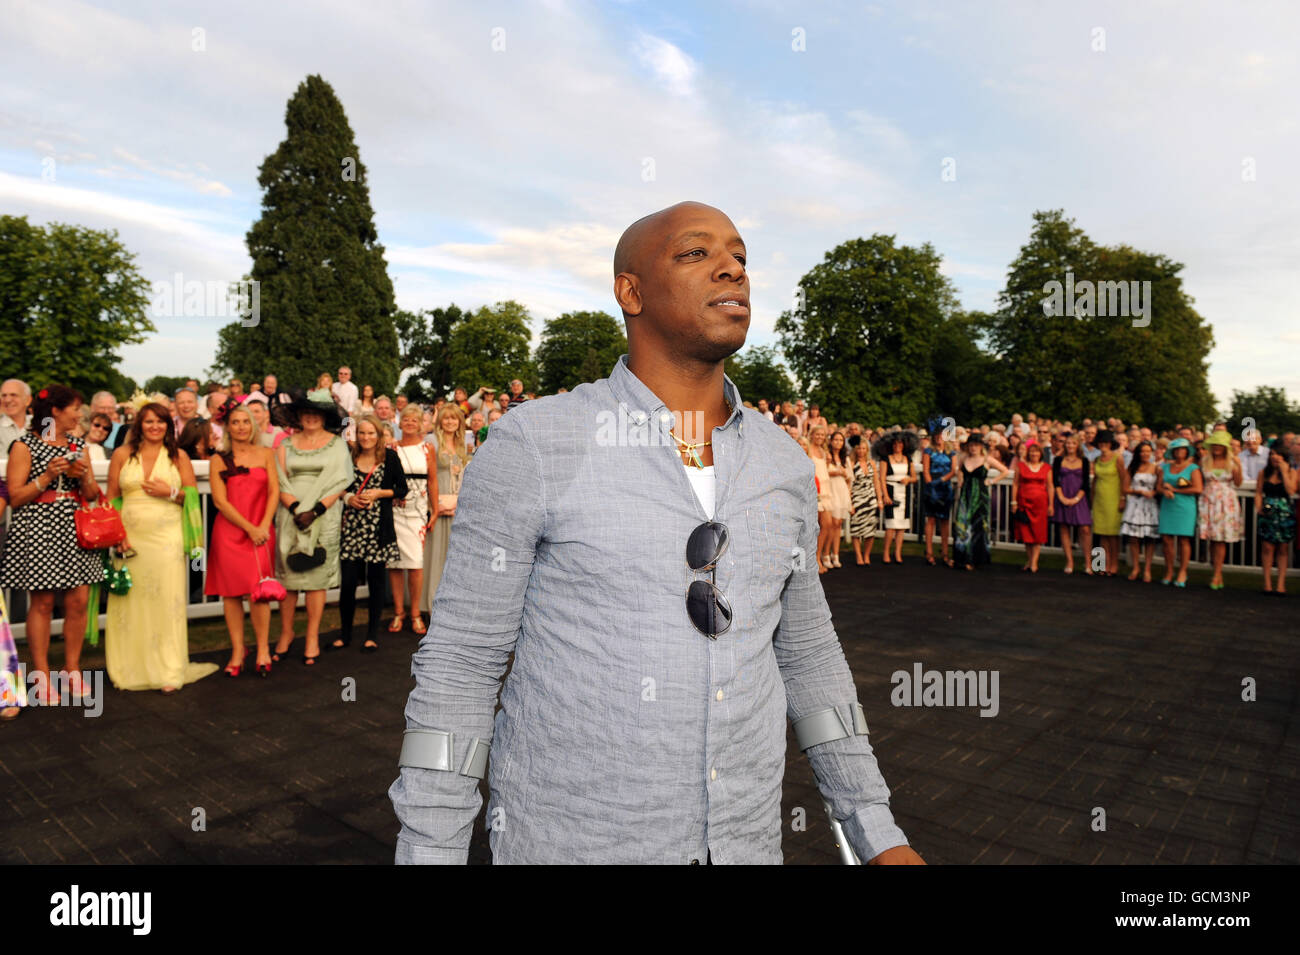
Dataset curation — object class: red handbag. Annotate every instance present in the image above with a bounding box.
[75,499,126,550]
[250,542,287,603]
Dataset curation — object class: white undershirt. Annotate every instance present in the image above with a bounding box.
[682,462,716,520]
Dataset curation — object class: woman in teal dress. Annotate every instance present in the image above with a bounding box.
[272,389,353,665]
[952,434,1012,571]
[1158,437,1202,587]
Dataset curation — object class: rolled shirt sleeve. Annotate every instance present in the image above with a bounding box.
[388,411,546,863]
[771,470,909,862]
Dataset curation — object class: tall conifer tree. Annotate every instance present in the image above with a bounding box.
[215,74,399,393]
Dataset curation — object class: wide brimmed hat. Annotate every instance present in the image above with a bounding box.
[1165,437,1192,458]
[285,387,344,432]
[1203,431,1232,451]
[871,430,919,459]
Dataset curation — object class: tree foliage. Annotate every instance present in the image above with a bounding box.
[0,214,154,399]
[982,210,1215,429]
[447,301,536,394]
[1226,386,1300,438]
[724,344,793,406]
[395,304,469,401]
[775,234,959,425]
[213,74,400,393]
[535,310,627,393]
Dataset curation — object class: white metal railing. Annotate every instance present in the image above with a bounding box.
[3,458,1296,639]
[854,472,1297,574]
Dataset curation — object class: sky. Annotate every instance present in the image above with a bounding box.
[2,0,1297,410]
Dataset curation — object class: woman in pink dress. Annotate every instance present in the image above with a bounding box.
[206,404,279,676]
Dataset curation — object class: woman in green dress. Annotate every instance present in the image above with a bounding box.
[272,389,353,665]
[952,433,1011,571]
[1090,430,1128,576]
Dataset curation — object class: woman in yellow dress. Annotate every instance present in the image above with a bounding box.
[104,403,219,692]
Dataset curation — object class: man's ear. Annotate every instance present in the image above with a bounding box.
[614,273,643,317]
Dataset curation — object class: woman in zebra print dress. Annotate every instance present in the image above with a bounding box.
[849,443,882,565]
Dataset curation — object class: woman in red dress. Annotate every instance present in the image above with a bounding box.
[206,403,279,676]
[1011,440,1053,572]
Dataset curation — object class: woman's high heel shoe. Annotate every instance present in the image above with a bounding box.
[224,647,252,678]
[256,660,272,678]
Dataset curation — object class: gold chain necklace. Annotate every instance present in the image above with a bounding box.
[670,397,733,469]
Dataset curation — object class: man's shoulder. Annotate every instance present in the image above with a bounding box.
[742,409,813,472]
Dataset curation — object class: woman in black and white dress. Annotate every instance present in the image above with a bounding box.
[848,442,883,565]
[873,431,919,564]
[1,385,105,703]
[387,405,433,635]
[333,415,407,652]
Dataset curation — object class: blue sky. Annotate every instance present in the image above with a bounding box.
[2,0,1296,411]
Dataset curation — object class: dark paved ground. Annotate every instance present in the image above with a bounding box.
[3,556,1296,864]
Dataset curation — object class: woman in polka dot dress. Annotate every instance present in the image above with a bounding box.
[1,385,106,702]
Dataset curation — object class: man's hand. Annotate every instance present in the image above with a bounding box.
[868,845,926,865]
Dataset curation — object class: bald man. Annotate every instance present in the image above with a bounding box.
[391,202,921,865]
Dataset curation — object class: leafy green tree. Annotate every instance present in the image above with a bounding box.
[0,215,153,399]
[213,74,400,393]
[1226,386,1300,438]
[984,210,1215,429]
[724,344,793,406]
[395,304,470,402]
[775,234,959,425]
[932,311,1007,424]
[535,310,627,393]
[142,375,190,397]
[447,301,536,394]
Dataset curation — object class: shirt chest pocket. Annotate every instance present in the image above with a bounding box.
[744,507,803,588]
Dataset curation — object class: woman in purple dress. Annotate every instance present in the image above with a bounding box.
[1052,432,1093,575]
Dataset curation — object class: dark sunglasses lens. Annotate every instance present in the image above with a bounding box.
[687,580,732,636]
[686,522,728,571]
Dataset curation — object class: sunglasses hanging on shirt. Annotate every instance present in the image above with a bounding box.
[685,520,732,638]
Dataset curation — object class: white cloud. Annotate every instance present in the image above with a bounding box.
[631,33,698,98]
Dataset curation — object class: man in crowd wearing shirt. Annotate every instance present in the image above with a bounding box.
[333,365,359,416]
[173,388,200,438]
[374,396,400,440]
[505,379,528,410]
[1240,430,1269,482]
[0,378,32,455]
[90,390,126,452]
[390,200,922,865]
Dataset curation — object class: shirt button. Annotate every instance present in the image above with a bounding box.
[659,412,673,424]
[710,768,718,781]
[715,689,724,701]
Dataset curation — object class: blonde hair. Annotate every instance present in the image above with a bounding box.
[218,406,255,456]
[351,414,388,463]
[433,402,470,461]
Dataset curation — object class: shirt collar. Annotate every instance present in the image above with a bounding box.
[607,353,746,438]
